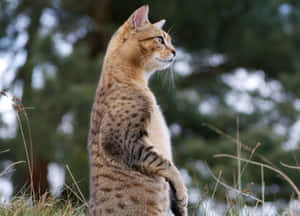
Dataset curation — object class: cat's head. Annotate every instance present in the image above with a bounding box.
[107,5,176,75]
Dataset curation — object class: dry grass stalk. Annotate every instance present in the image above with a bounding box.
[214,154,300,201]
[0,161,25,177]
[207,165,263,203]
[280,162,300,171]
[65,164,88,207]
[202,122,275,167]
[261,165,265,216]
[236,117,241,194]
[0,149,10,154]
[1,91,36,200]
[211,170,222,200]
[15,104,35,200]
[240,142,261,178]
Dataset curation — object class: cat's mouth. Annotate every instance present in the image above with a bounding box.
[155,57,174,64]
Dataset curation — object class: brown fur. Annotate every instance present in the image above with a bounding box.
[88,5,188,216]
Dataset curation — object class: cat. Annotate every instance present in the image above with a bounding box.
[88,5,188,216]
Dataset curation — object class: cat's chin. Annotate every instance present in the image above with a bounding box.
[143,58,173,75]
[155,57,174,64]
[159,63,172,71]
[154,57,174,70]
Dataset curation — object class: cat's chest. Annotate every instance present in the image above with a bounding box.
[147,100,172,160]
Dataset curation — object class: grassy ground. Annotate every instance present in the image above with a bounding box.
[1,195,299,216]
[0,195,87,216]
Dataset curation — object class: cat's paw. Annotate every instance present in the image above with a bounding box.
[170,179,188,216]
[175,184,188,215]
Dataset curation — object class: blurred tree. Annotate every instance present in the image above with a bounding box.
[0,0,299,204]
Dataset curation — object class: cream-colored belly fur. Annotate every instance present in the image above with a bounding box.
[147,99,172,161]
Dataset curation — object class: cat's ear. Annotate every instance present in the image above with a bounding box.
[153,19,166,29]
[128,5,149,31]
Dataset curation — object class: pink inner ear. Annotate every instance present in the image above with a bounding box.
[133,6,148,29]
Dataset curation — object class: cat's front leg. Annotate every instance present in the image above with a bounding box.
[133,145,188,216]
[164,166,188,216]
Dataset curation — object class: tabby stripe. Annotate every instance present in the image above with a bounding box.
[124,129,129,143]
[95,197,109,205]
[99,187,112,192]
[118,202,126,209]
[155,167,167,173]
[132,182,143,187]
[105,208,114,214]
[115,184,133,190]
[98,174,123,182]
[136,145,144,160]
[146,200,161,212]
[143,151,155,162]
[129,195,140,204]
[130,141,136,158]
[144,188,156,194]
[112,170,133,178]
[148,157,159,166]
[144,145,153,151]
[142,145,153,159]
[156,160,164,167]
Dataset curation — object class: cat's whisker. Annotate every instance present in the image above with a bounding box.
[167,24,175,35]
[165,69,171,92]
[170,62,176,90]
[162,64,176,94]
[165,68,171,91]
[166,62,176,92]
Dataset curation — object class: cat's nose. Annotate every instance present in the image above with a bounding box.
[171,49,176,57]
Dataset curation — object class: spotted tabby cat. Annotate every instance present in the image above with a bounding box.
[88,5,188,216]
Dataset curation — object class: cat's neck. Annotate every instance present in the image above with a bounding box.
[99,54,149,88]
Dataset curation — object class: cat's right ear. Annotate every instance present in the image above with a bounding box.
[128,5,149,31]
[153,19,166,29]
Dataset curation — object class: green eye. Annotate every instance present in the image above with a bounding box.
[156,36,165,44]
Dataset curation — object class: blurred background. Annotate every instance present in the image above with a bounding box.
[0,0,300,214]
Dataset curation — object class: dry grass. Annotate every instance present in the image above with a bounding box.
[0,194,87,216]
[0,92,88,215]
[193,121,300,216]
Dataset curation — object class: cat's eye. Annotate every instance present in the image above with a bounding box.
[156,36,165,44]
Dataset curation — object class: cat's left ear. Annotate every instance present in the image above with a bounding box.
[153,19,166,29]
[128,5,149,31]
